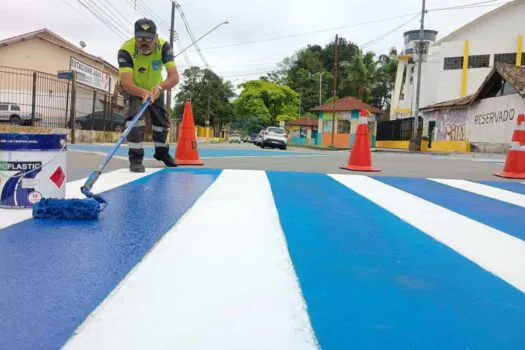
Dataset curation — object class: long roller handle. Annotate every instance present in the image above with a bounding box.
[81,98,151,193]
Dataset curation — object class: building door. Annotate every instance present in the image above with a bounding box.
[428,121,436,148]
[311,127,318,145]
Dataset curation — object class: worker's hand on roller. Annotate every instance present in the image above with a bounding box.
[151,86,162,102]
[140,90,152,103]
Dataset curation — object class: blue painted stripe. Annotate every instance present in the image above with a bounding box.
[479,180,525,195]
[0,168,220,350]
[267,172,525,349]
[376,177,525,241]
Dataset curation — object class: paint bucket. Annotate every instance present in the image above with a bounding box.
[0,133,67,209]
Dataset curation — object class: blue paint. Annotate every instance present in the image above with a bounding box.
[0,168,220,350]
[69,144,312,158]
[377,177,525,241]
[267,172,525,349]
[351,110,359,119]
[479,180,525,195]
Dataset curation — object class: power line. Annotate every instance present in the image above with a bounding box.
[84,0,131,37]
[191,1,507,52]
[99,0,135,27]
[198,13,420,51]
[361,14,419,48]
[175,1,209,67]
[60,0,124,42]
[76,0,130,40]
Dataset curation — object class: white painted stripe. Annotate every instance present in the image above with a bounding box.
[0,168,162,230]
[330,174,525,294]
[430,179,525,208]
[63,170,318,350]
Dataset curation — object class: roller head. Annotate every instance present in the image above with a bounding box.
[32,198,102,220]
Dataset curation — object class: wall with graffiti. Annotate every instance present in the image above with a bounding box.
[425,108,468,141]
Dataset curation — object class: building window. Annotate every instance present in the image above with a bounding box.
[399,93,405,101]
[323,120,333,133]
[444,57,463,70]
[494,53,517,65]
[338,120,351,134]
[468,55,490,68]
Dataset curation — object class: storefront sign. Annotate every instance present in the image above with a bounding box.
[70,57,111,92]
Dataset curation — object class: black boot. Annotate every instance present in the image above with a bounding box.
[154,152,177,167]
[130,162,145,173]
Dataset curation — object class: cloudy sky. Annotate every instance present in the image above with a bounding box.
[1,0,509,88]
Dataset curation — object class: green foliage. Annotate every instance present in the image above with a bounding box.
[266,38,398,113]
[233,80,299,129]
[173,67,235,127]
[276,114,297,123]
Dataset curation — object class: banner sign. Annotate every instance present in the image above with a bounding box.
[70,57,111,92]
[467,94,525,143]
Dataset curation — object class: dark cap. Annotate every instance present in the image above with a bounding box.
[135,18,157,39]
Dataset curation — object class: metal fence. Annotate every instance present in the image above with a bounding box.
[0,66,124,140]
[376,116,423,141]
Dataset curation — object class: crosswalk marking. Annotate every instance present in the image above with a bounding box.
[64,169,317,350]
[330,174,525,294]
[0,168,162,230]
[430,179,525,208]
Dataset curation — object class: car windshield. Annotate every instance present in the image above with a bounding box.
[268,127,285,134]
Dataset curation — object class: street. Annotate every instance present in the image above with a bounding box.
[66,141,518,182]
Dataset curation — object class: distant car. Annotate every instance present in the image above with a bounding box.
[254,131,264,146]
[260,126,288,150]
[0,102,42,125]
[75,111,126,133]
[229,134,241,143]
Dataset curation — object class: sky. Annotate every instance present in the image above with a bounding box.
[0,0,510,91]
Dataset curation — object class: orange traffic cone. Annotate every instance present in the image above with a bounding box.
[496,114,525,179]
[340,109,381,172]
[175,100,204,166]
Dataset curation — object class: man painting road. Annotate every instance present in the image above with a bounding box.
[118,18,180,172]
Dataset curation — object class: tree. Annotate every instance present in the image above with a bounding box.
[371,47,398,111]
[234,80,299,127]
[173,67,235,133]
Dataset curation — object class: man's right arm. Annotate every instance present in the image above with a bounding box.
[118,49,151,102]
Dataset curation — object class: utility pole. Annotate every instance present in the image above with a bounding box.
[319,73,322,106]
[331,34,339,148]
[410,0,427,151]
[166,0,176,112]
[206,94,211,143]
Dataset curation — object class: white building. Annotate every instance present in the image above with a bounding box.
[391,0,525,122]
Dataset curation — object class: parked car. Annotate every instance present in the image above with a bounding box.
[254,130,264,146]
[229,134,241,143]
[75,111,126,132]
[260,126,288,150]
[0,102,42,125]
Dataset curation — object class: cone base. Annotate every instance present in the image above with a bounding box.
[495,172,525,179]
[175,159,204,166]
[340,165,381,172]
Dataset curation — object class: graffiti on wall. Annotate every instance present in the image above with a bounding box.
[426,108,468,141]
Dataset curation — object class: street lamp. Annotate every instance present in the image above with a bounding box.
[174,21,230,58]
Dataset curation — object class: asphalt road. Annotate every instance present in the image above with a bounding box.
[65,142,521,182]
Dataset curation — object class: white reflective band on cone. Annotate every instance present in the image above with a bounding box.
[358,117,368,124]
[152,126,165,132]
[127,142,144,149]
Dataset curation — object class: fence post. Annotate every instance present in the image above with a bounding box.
[64,81,70,128]
[31,72,37,126]
[91,90,96,130]
[70,71,77,144]
[103,93,108,132]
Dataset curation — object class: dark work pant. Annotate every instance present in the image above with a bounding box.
[124,93,171,164]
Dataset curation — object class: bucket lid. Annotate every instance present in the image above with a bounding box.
[0,133,67,151]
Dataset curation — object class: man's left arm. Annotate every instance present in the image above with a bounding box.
[159,41,179,90]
